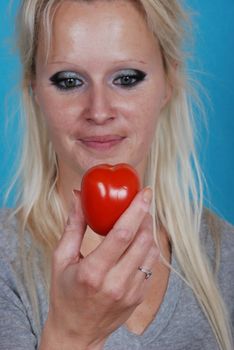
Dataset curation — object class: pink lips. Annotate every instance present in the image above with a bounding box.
[78,135,125,151]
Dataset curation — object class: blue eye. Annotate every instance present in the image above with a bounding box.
[113,69,146,88]
[50,71,83,90]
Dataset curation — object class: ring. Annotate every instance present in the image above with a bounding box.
[138,266,153,280]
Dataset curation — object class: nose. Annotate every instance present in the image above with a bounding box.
[86,85,115,125]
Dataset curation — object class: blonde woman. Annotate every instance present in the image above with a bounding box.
[0,0,233,349]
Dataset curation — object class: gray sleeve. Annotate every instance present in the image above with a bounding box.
[0,277,37,350]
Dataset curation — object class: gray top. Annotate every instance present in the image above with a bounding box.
[0,208,233,349]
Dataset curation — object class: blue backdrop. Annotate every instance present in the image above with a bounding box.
[0,0,233,224]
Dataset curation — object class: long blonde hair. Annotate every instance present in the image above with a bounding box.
[9,0,233,349]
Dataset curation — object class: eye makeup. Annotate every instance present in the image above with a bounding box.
[113,69,146,88]
[49,71,84,90]
[49,68,147,91]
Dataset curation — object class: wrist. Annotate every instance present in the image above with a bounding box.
[86,340,105,350]
[87,339,106,350]
[39,316,106,350]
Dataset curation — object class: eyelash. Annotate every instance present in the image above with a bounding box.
[50,73,83,90]
[49,69,146,91]
[113,70,146,88]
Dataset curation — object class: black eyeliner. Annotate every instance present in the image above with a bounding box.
[113,68,147,87]
[117,69,146,79]
[49,71,83,90]
[49,71,79,82]
[50,71,77,81]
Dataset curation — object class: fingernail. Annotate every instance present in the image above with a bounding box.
[142,187,152,205]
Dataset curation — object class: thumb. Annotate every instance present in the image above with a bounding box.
[54,190,87,271]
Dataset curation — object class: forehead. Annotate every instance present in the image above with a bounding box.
[37,0,160,64]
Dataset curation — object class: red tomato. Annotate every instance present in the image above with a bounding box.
[81,163,140,236]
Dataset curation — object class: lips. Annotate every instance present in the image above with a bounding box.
[78,135,126,151]
[80,135,124,142]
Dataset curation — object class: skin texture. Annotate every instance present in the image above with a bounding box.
[35,1,172,348]
[33,0,171,212]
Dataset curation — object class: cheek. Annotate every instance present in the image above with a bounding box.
[130,89,164,160]
[35,89,80,134]
[132,89,163,136]
[136,116,157,156]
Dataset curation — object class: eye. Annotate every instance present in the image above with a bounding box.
[113,69,146,88]
[50,71,84,90]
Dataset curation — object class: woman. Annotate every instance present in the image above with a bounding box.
[0,0,233,349]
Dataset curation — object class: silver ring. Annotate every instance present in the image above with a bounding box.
[138,266,152,280]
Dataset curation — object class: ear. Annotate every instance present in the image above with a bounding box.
[160,81,173,109]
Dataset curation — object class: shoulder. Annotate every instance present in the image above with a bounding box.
[201,208,234,253]
[0,208,33,262]
[0,208,19,231]
[0,208,21,259]
[201,207,234,234]
[201,208,234,295]
[0,209,43,346]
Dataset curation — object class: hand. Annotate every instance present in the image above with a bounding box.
[40,187,159,349]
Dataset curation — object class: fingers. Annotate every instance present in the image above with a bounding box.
[115,213,159,279]
[86,187,152,271]
[105,214,159,289]
[53,190,87,272]
[98,213,159,309]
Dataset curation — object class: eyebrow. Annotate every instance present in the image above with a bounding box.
[113,59,147,65]
[47,59,147,65]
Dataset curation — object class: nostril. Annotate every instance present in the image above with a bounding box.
[86,114,115,125]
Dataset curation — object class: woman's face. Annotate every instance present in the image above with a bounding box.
[33,0,171,183]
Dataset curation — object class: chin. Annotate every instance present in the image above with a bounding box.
[82,157,130,170]
[78,155,145,180]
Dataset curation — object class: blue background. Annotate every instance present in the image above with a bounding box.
[0,0,233,224]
